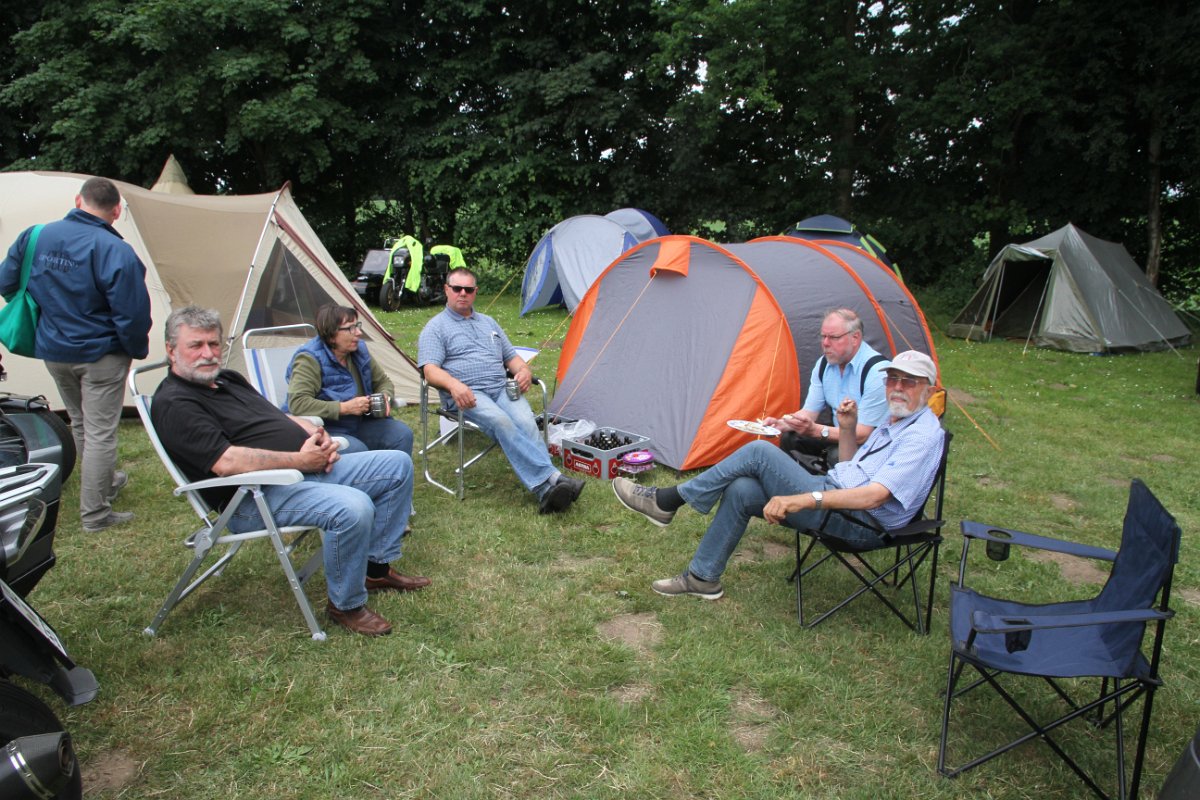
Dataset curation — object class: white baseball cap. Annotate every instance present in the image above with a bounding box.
[887,350,937,383]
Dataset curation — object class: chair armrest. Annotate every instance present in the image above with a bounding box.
[175,469,305,495]
[960,520,1117,562]
[883,516,944,540]
[971,607,1173,634]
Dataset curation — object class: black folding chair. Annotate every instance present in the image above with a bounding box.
[791,429,951,633]
[937,479,1181,800]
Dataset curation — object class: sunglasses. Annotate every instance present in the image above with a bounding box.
[447,284,477,294]
[884,373,923,388]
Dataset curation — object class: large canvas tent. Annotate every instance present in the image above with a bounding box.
[520,210,669,316]
[0,171,421,409]
[948,223,1190,353]
[551,235,937,470]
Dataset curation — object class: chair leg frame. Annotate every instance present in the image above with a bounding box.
[144,485,328,641]
[938,649,1155,800]
[794,530,941,633]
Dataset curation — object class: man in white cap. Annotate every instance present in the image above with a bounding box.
[614,350,943,600]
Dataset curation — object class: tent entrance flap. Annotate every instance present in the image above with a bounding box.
[988,258,1052,339]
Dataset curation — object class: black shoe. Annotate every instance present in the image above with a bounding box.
[558,475,585,502]
[538,481,575,514]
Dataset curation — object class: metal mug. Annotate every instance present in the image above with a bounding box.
[367,393,389,418]
[505,379,520,401]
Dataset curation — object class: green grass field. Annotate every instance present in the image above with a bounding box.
[28,293,1200,798]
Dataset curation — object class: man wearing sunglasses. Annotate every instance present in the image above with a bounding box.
[418,267,585,513]
[613,351,942,600]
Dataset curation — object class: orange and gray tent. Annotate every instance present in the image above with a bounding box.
[551,235,937,470]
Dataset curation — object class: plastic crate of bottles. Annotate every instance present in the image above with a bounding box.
[562,427,652,480]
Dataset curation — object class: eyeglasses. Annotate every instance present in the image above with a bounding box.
[336,321,364,332]
[819,331,855,342]
[884,374,922,388]
[447,284,477,294]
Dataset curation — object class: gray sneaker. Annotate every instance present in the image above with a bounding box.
[107,470,128,502]
[652,571,724,600]
[612,477,675,527]
[83,510,134,533]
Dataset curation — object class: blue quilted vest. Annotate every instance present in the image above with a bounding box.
[286,337,375,435]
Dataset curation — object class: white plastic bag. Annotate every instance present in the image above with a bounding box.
[547,419,596,448]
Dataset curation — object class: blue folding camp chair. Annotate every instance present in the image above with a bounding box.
[937,479,1181,800]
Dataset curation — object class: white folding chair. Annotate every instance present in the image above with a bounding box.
[418,347,550,500]
[241,324,317,409]
[128,360,331,641]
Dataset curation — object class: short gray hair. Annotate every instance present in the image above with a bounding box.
[823,307,863,335]
[165,305,223,346]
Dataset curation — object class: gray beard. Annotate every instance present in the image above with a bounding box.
[888,400,916,419]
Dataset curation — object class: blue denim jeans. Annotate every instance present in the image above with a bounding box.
[331,417,414,457]
[227,450,414,611]
[461,389,556,493]
[678,441,879,582]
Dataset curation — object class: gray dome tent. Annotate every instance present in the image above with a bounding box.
[948,224,1190,353]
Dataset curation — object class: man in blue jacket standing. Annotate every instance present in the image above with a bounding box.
[1,177,152,532]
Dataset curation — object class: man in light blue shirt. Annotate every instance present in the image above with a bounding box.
[418,267,585,514]
[765,308,887,467]
[614,351,943,600]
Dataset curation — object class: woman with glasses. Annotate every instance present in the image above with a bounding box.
[285,303,414,457]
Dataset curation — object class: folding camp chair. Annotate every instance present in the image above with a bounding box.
[128,360,332,641]
[241,324,317,409]
[791,429,951,633]
[937,479,1181,800]
[418,348,549,500]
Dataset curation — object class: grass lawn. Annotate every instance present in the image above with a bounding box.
[28,293,1200,798]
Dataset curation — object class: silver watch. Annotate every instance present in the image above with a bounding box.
[811,491,823,509]
[820,426,830,440]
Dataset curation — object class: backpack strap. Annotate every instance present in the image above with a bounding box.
[859,354,888,395]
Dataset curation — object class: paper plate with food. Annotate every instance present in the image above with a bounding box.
[726,419,780,437]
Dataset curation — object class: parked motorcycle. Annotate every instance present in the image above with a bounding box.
[0,401,97,799]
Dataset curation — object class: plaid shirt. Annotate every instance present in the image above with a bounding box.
[829,406,943,529]
[417,306,517,406]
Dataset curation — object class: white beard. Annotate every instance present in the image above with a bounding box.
[888,399,916,419]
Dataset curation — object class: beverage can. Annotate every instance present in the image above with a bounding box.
[505,379,520,401]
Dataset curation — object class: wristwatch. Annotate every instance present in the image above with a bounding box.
[811,491,823,509]
[820,426,830,440]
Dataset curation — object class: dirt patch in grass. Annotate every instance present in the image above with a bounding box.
[608,682,654,704]
[730,689,778,753]
[1049,494,1076,511]
[1027,549,1109,586]
[597,612,663,656]
[1148,453,1177,463]
[946,387,977,404]
[975,474,1008,489]
[83,749,140,794]
[731,539,792,565]
[1176,588,1200,607]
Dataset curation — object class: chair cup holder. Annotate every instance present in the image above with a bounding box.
[985,530,1012,561]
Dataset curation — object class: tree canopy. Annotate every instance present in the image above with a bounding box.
[3,0,1197,296]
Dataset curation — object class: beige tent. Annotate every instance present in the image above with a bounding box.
[0,171,420,409]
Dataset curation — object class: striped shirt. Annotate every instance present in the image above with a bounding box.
[417,307,517,405]
[829,406,944,529]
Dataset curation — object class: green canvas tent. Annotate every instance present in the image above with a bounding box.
[948,223,1190,352]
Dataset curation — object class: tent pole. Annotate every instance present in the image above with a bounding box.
[1021,271,1053,357]
[224,185,288,363]
[984,265,1007,344]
